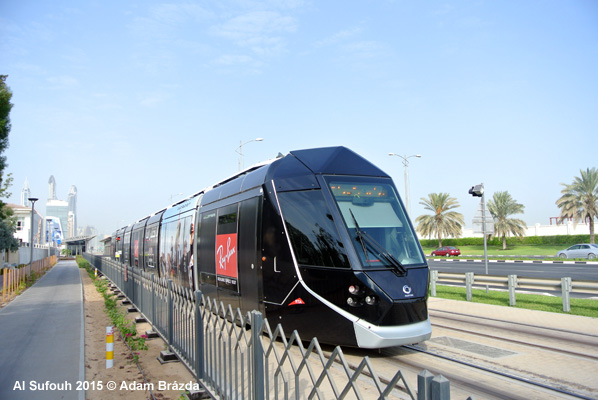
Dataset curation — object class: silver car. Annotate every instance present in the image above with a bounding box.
[557,243,598,260]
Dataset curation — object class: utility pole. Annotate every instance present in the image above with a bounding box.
[388,153,421,215]
[469,183,494,292]
[28,197,38,267]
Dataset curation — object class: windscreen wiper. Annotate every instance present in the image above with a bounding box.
[350,209,370,266]
[349,209,406,275]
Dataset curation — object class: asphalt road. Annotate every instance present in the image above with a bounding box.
[0,260,84,400]
[427,258,598,281]
[427,258,598,299]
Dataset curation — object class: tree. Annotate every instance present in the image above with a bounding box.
[415,193,464,248]
[556,167,598,244]
[0,219,19,252]
[0,172,13,220]
[0,75,12,178]
[0,75,17,252]
[487,191,526,250]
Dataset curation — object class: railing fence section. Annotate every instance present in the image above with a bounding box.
[430,270,598,311]
[83,254,445,400]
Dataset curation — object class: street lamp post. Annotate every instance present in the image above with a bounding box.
[236,138,263,171]
[28,197,38,267]
[388,153,421,215]
[469,183,490,290]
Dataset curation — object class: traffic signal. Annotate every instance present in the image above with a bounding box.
[469,184,484,197]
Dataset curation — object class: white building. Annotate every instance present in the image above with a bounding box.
[7,203,43,245]
[461,221,593,238]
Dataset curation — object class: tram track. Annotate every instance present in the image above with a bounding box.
[326,341,596,400]
[429,310,598,361]
[429,308,598,343]
[430,320,598,361]
[390,345,596,400]
[328,307,598,399]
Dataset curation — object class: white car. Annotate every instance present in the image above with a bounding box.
[557,243,598,260]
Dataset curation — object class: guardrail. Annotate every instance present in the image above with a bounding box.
[430,270,598,312]
[83,254,452,400]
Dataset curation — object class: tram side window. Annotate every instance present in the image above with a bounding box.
[145,224,159,270]
[131,228,143,267]
[198,212,217,276]
[278,190,350,269]
[159,220,175,279]
[123,231,131,265]
[159,217,193,288]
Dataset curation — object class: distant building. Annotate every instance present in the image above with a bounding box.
[45,216,64,245]
[79,225,97,237]
[48,175,57,201]
[46,199,69,239]
[7,203,43,245]
[44,176,79,239]
[21,178,31,207]
[77,225,103,253]
[67,185,77,235]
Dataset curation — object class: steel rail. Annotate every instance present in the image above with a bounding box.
[429,308,598,340]
[402,345,595,400]
[429,319,598,361]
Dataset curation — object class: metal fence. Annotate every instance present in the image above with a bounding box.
[1,255,57,302]
[3,244,60,268]
[83,254,449,400]
[430,270,598,312]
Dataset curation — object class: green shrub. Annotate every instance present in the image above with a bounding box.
[419,234,591,248]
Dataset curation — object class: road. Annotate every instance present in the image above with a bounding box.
[0,261,84,400]
[427,258,598,281]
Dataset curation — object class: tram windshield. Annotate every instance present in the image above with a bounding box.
[325,176,425,269]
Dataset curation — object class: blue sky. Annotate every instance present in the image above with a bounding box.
[2,0,597,236]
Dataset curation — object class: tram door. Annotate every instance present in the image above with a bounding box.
[238,197,262,314]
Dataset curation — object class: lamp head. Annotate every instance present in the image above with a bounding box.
[468,184,484,197]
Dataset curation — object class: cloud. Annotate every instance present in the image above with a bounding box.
[211,11,297,55]
[139,92,172,108]
[342,40,390,60]
[314,26,363,48]
[129,3,214,40]
[124,2,305,75]
[46,75,79,88]
[213,54,256,66]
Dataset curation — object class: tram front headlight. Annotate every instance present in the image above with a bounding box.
[347,297,359,307]
[348,285,360,295]
[365,295,376,306]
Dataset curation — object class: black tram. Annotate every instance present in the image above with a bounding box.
[111,146,431,348]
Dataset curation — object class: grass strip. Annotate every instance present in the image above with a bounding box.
[432,285,598,318]
[76,256,148,362]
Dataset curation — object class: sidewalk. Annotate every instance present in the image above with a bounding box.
[0,260,84,400]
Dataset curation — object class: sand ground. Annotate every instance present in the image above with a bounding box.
[80,268,200,400]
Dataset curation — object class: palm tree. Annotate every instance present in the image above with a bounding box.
[415,193,464,248]
[487,191,526,250]
[556,167,598,244]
